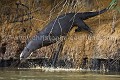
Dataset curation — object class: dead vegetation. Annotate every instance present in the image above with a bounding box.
[0,0,120,69]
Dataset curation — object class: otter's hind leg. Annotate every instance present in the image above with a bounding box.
[74,19,93,34]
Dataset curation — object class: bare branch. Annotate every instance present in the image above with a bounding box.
[10,16,33,23]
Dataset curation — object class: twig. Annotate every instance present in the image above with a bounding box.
[10,16,33,23]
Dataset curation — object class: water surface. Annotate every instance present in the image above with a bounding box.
[0,68,120,80]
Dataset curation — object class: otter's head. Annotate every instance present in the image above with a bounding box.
[20,39,42,62]
[20,47,32,62]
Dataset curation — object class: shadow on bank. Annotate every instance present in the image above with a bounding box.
[0,56,120,72]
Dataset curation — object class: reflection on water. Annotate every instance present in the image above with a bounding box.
[0,68,120,80]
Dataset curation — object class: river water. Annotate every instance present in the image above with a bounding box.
[0,68,120,80]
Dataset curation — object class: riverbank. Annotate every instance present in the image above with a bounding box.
[0,0,120,73]
[0,57,120,72]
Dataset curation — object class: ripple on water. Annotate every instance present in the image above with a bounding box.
[0,68,120,80]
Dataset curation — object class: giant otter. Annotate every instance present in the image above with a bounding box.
[20,8,109,61]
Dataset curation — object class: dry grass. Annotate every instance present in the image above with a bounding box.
[0,0,120,67]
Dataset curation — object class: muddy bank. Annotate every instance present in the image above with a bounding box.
[0,0,120,72]
[0,57,120,72]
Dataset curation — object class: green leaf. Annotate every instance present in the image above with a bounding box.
[107,0,118,10]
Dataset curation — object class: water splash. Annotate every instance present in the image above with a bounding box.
[18,66,92,72]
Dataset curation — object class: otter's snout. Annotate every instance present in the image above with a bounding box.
[20,47,31,61]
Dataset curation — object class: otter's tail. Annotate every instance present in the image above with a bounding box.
[80,8,108,20]
[80,0,118,20]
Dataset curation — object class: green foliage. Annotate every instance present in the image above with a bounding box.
[107,0,120,13]
[108,0,117,9]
